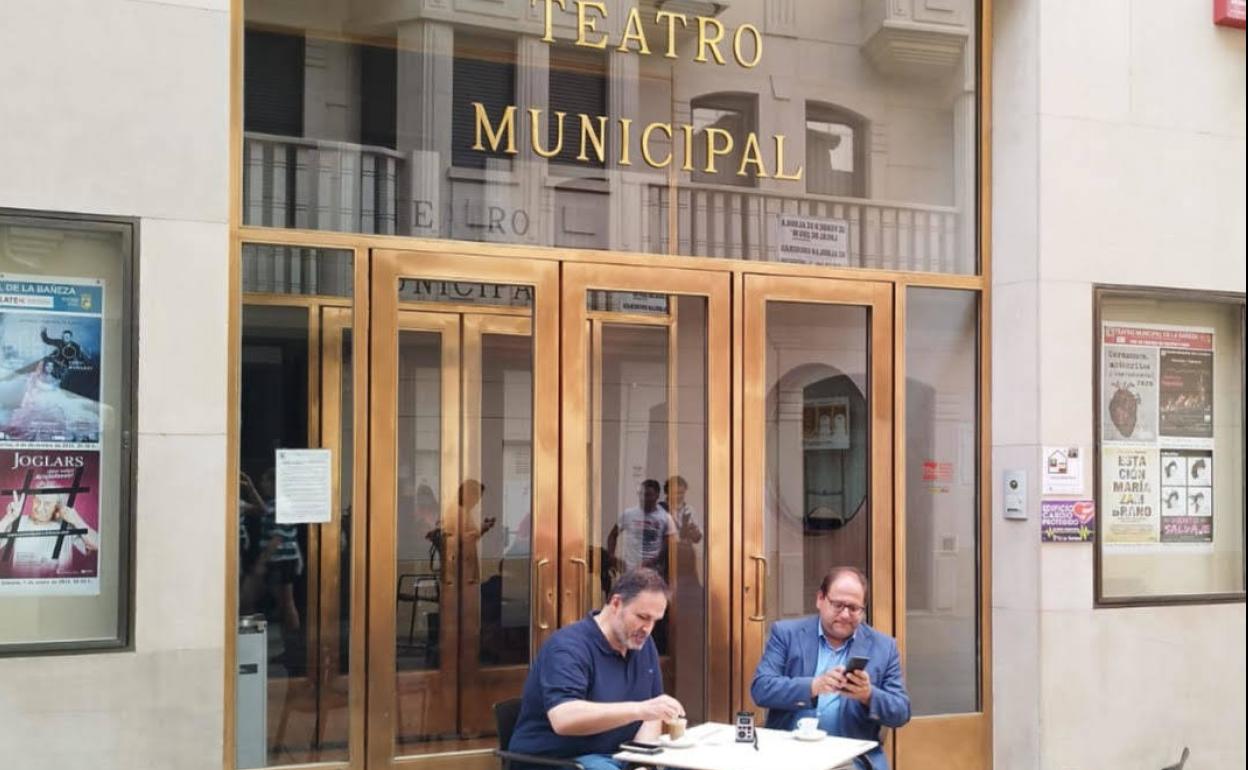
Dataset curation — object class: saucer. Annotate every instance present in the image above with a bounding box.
[658,734,696,749]
[793,729,827,742]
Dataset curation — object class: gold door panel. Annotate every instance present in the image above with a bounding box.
[739,275,894,741]
[368,251,558,770]
[560,264,732,725]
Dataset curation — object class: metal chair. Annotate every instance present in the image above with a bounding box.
[396,573,439,650]
[492,698,586,770]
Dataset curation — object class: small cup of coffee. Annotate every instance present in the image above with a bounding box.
[662,717,687,740]
[796,717,819,736]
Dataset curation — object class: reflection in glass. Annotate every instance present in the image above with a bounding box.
[473,333,533,666]
[806,103,866,198]
[763,303,869,624]
[393,282,536,754]
[237,295,353,767]
[587,295,708,723]
[396,330,443,675]
[242,0,979,272]
[904,288,979,716]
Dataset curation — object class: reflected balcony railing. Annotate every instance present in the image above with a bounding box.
[641,181,964,273]
[243,132,966,273]
[244,132,404,235]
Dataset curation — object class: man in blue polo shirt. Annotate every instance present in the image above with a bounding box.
[508,568,684,770]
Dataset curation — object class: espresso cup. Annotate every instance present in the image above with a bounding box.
[662,717,687,740]
[796,717,818,736]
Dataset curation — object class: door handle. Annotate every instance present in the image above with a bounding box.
[442,533,456,587]
[749,554,768,622]
[536,558,551,630]
[570,556,588,617]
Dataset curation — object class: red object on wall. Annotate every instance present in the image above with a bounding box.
[1215,0,1246,28]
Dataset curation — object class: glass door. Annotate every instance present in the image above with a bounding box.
[367,251,558,769]
[560,264,732,725]
[739,275,894,736]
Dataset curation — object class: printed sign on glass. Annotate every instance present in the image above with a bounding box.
[775,215,851,266]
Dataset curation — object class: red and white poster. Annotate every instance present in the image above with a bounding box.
[1101,322,1216,548]
[0,448,101,595]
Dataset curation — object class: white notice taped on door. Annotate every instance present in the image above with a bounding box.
[275,448,333,524]
[775,214,851,266]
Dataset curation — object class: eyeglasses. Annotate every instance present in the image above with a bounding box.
[827,600,865,616]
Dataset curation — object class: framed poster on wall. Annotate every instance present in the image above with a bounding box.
[1094,287,1245,605]
[0,210,135,654]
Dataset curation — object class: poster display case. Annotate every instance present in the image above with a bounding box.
[0,210,134,654]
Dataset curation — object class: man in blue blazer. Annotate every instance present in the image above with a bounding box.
[750,566,910,770]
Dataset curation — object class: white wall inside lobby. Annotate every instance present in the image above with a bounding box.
[0,1,230,769]
[993,0,1245,768]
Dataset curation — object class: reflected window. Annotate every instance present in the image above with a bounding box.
[904,288,979,716]
[691,93,758,188]
[806,103,866,198]
[244,29,304,137]
[361,44,397,149]
[452,35,516,170]
[549,48,607,168]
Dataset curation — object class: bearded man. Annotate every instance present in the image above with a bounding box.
[507,568,684,770]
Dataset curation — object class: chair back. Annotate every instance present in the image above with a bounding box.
[493,697,523,750]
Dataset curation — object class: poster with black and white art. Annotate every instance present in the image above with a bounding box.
[1159,448,1213,543]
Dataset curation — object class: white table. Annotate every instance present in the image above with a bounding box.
[613,722,876,770]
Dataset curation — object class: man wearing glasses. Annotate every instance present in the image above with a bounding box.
[750,566,910,770]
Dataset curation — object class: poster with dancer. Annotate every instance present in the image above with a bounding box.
[0,448,101,595]
[0,275,104,447]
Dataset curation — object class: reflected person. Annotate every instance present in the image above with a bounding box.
[606,479,677,578]
[751,566,910,770]
[661,475,702,545]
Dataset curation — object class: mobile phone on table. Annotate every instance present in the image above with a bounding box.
[844,655,869,674]
[619,741,663,755]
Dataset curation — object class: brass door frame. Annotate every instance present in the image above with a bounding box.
[738,275,895,723]
[560,263,733,723]
[237,286,369,770]
[367,250,559,770]
[320,305,353,745]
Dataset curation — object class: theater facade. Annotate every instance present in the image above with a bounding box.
[1,1,1243,770]
[229,1,988,768]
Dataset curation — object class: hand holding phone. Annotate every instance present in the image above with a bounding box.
[844,655,869,675]
[840,656,872,705]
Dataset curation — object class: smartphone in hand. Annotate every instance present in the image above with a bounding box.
[844,655,869,675]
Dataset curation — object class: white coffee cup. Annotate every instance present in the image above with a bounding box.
[796,717,819,736]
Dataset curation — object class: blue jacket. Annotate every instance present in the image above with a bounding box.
[750,616,910,770]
